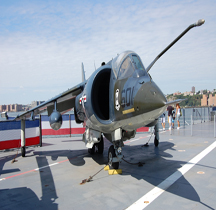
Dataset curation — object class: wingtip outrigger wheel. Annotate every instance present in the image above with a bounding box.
[154,137,159,147]
[154,124,159,147]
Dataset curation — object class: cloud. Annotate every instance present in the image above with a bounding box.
[0,0,216,104]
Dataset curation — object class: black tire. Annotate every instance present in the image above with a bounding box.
[108,145,119,169]
[21,146,26,157]
[154,137,159,147]
[95,135,104,154]
[88,144,95,154]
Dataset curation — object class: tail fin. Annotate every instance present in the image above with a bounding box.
[81,62,86,82]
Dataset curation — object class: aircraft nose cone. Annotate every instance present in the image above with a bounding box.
[134,81,167,113]
[149,85,167,105]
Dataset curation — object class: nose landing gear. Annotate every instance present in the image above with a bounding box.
[108,145,119,169]
[108,144,123,170]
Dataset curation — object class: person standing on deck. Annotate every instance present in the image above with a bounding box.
[172,110,175,129]
[175,103,181,129]
[167,105,174,130]
[161,112,166,131]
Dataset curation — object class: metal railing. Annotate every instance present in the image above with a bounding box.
[158,107,216,137]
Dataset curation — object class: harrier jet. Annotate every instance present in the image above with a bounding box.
[16,19,205,169]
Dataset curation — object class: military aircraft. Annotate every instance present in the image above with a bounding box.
[15,19,205,169]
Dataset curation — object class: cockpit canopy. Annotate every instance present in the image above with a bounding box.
[112,51,146,79]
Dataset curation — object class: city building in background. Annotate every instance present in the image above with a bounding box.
[31,101,45,108]
[0,104,22,112]
[201,95,208,106]
[201,94,216,106]
[173,91,181,96]
[209,94,216,106]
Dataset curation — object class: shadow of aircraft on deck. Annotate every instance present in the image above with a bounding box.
[0,137,214,209]
[0,151,58,210]
[33,137,214,209]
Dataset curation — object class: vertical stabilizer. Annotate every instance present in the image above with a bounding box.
[81,62,86,82]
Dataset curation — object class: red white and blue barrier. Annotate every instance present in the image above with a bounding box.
[136,127,149,132]
[0,120,40,150]
[41,114,148,136]
[0,114,149,150]
[41,114,85,136]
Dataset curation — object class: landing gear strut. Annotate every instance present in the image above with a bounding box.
[154,137,159,147]
[154,123,159,147]
[143,124,159,147]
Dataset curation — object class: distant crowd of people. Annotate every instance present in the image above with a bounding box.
[161,103,181,130]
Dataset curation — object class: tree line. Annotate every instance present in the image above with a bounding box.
[167,94,202,107]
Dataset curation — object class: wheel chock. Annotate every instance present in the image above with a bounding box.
[104,165,122,174]
[108,169,122,175]
[104,165,110,171]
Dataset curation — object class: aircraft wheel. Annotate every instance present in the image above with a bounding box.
[88,144,95,154]
[95,135,104,154]
[21,146,26,157]
[154,137,159,147]
[108,145,119,169]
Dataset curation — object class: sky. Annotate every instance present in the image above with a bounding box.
[0,0,216,105]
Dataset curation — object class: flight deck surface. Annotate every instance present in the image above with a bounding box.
[0,121,216,210]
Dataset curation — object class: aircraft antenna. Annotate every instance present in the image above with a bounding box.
[94,61,96,71]
[146,19,205,72]
[81,62,86,82]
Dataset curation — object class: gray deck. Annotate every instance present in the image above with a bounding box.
[0,122,216,210]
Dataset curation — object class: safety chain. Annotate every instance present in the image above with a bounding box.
[80,151,147,184]
[80,164,109,185]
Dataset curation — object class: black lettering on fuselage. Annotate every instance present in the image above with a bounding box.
[121,89,126,108]
[121,87,134,108]
[126,88,131,106]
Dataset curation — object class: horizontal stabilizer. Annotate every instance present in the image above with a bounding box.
[165,99,186,107]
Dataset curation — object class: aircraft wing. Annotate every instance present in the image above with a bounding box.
[15,81,86,121]
[165,99,186,107]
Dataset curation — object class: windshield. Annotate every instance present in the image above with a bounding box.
[118,57,135,79]
[132,55,145,70]
[111,51,146,79]
[112,51,134,78]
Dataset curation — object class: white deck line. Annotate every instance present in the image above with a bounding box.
[126,140,216,210]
